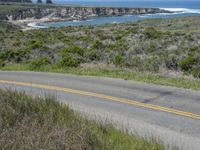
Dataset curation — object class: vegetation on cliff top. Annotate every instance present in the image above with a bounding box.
[0,89,164,149]
[0,3,169,22]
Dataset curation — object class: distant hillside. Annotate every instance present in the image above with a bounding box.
[0,0,32,3]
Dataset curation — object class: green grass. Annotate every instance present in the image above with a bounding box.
[2,64,200,90]
[0,89,165,150]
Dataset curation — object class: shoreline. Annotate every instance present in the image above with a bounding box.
[9,15,94,30]
[0,4,173,30]
[9,17,69,30]
[8,8,194,30]
[8,12,171,30]
[2,3,200,30]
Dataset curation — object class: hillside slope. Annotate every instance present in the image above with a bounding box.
[0,16,200,80]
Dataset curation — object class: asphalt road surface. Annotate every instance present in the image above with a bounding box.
[0,71,200,150]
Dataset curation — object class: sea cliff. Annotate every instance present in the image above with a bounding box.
[1,6,171,21]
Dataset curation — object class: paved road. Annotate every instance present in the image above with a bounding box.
[0,71,200,150]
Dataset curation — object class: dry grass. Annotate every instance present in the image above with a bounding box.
[0,89,165,150]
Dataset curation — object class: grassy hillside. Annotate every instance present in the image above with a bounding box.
[0,15,200,89]
[0,89,164,150]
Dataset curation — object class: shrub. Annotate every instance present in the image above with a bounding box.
[165,55,179,70]
[92,40,103,50]
[144,27,162,39]
[61,46,84,56]
[13,37,21,47]
[106,40,127,52]
[0,60,5,68]
[144,57,160,72]
[186,34,194,41]
[0,49,29,63]
[192,67,200,78]
[84,49,101,62]
[128,56,143,69]
[0,52,6,61]
[147,42,156,53]
[112,54,125,67]
[27,39,44,49]
[29,57,50,70]
[57,55,80,68]
[189,46,200,53]
[179,55,196,72]
[59,46,84,67]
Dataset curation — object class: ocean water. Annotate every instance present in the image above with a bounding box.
[56,1,200,9]
[33,1,200,28]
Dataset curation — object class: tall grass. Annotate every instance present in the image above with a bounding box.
[0,89,165,150]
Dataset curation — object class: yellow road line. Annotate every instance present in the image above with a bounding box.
[0,80,200,120]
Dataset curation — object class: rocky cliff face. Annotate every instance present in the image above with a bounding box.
[1,7,171,21]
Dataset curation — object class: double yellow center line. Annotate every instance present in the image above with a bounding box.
[0,80,200,120]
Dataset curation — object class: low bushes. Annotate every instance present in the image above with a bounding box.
[58,46,84,67]
[1,18,200,78]
[0,49,30,63]
[60,46,84,56]
[112,54,125,67]
[84,49,101,62]
[0,60,5,68]
[192,67,200,78]
[179,55,196,72]
[27,39,44,49]
[56,55,80,68]
[29,57,50,70]
[144,27,162,39]
[178,50,200,78]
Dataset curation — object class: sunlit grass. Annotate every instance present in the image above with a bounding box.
[0,89,164,150]
[2,64,200,90]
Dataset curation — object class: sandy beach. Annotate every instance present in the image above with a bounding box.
[9,17,69,31]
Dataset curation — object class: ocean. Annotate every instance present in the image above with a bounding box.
[34,0,200,27]
[56,0,200,9]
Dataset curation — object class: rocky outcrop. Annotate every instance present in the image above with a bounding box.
[1,6,171,21]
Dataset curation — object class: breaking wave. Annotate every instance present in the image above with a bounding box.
[27,22,47,28]
[162,8,200,14]
[138,8,200,18]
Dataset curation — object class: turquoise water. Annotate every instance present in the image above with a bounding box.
[33,1,200,27]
